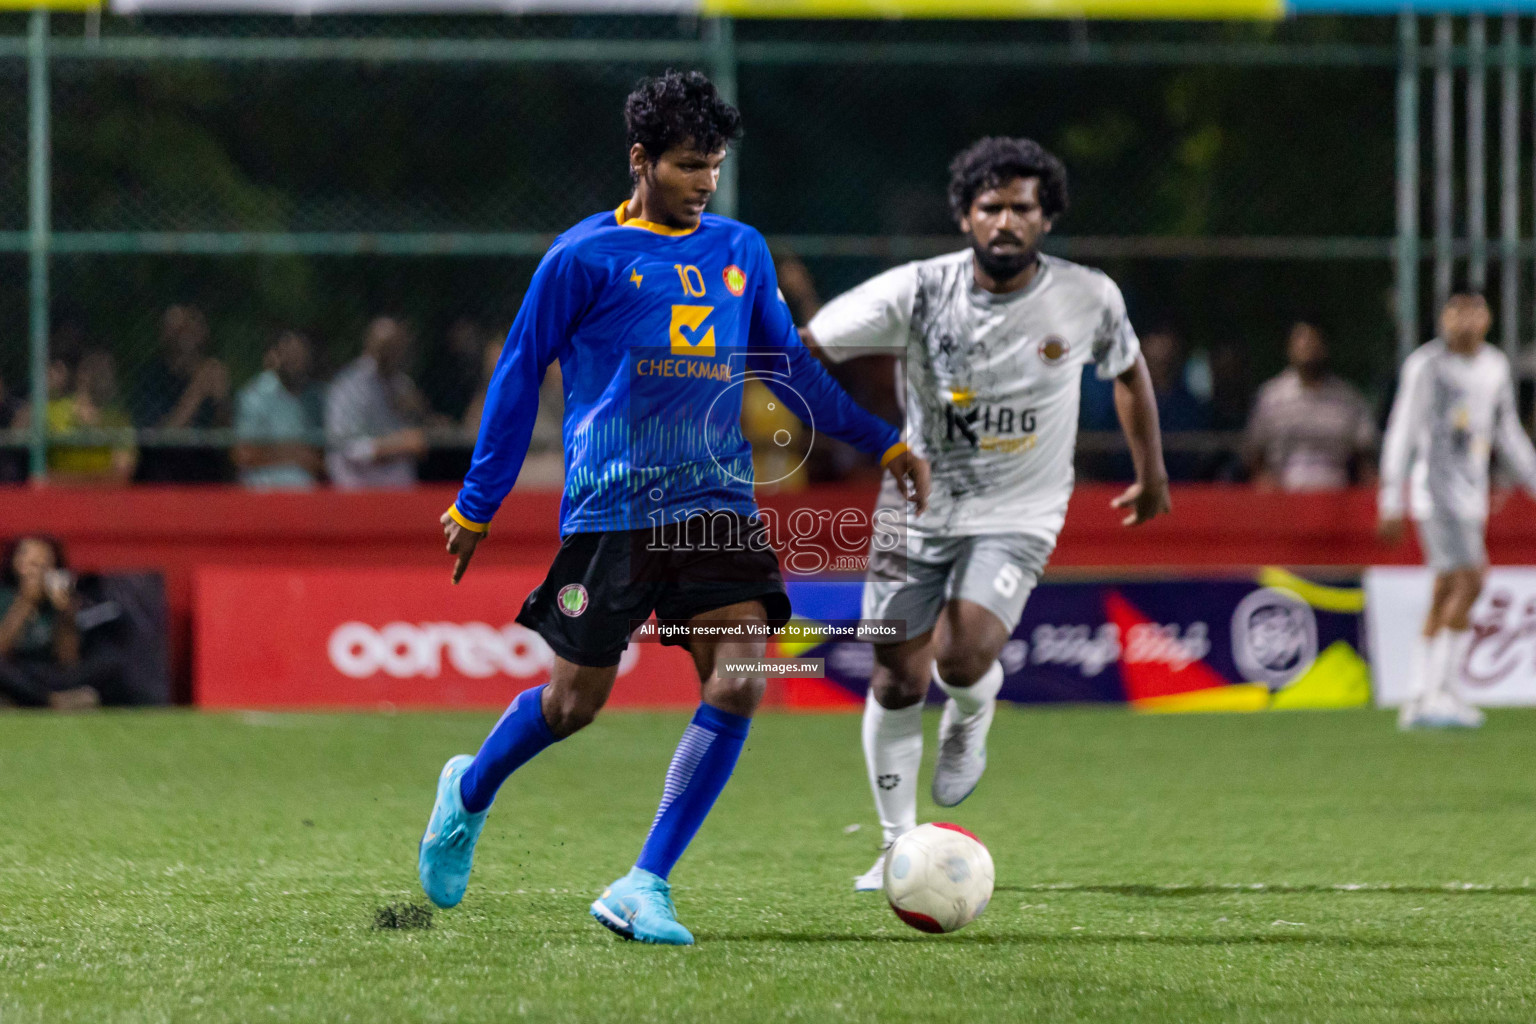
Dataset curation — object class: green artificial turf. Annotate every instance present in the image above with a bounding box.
[1,706,1534,1022]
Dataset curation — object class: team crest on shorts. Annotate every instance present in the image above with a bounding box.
[557,583,589,617]
[722,265,747,296]
[1037,336,1071,365]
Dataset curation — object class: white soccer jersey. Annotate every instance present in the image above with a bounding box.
[808,250,1140,540]
[1379,339,1536,522]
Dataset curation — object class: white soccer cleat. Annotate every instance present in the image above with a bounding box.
[1401,692,1485,730]
[1427,691,1486,729]
[932,696,995,807]
[854,851,887,893]
[1396,696,1424,731]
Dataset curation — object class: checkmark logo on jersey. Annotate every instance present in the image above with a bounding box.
[670,304,716,357]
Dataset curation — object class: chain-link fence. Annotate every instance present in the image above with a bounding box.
[0,12,1460,486]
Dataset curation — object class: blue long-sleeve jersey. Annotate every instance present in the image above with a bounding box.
[450,202,904,537]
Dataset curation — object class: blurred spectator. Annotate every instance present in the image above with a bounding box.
[462,334,566,488]
[462,336,505,439]
[0,370,21,429]
[326,316,429,489]
[46,349,137,486]
[426,317,491,422]
[1209,340,1251,432]
[233,330,325,490]
[0,535,120,710]
[1142,327,1213,433]
[1203,340,1252,481]
[133,305,233,483]
[1245,321,1377,491]
[0,371,25,484]
[1140,327,1212,481]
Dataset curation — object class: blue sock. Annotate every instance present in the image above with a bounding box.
[634,703,751,880]
[459,684,558,814]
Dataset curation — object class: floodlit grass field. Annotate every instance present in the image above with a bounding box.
[2,706,1535,1023]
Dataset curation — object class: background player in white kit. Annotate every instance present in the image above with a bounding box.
[1378,289,1536,730]
[801,137,1172,890]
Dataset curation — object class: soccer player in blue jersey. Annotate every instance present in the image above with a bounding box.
[416,70,929,946]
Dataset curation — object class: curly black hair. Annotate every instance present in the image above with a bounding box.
[947,137,1069,225]
[624,70,743,176]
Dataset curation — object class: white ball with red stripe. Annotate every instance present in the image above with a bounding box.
[882,822,995,934]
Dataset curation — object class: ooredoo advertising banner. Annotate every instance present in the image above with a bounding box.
[1365,567,1536,708]
[195,565,1371,711]
[194,566,700,709]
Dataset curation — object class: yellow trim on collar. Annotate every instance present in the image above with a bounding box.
[879,442,909,469]
[447,504,489,534]
[613,199,700,238]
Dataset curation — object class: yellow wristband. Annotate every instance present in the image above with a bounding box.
[879,442,909,469]
[447,504,489,534]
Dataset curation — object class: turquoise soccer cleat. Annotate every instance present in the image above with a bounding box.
[589,867,695,946]
[417,754,489,909]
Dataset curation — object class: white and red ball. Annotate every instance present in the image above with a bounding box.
[883,822,995,933]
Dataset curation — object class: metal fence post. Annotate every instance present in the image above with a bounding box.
[27,10,49,482]
[1467,13,1486,291]
[1433,15,1454,313]
[707,17,738,221]
[1398,11,1420,365]
[1500,13,1519,359]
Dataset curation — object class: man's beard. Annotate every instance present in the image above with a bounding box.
[969,235,1038,281]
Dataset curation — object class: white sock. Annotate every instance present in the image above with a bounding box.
[862,690,922,848]
[1440,628,1472,702]
[1423,629,1451,702]
[1407,633,1434,704]
[933,660,1004,717]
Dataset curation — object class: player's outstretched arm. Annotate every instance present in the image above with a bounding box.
[440,244,587,582]
[1110,353,1171,527]
[1376,353,1426,543]
[1494,368,1536,501]
[751,238,928,512]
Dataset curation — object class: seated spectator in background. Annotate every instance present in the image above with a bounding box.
[461,333,565,489]
[326,316,429,489]
[461,336,504,439]
[0,370,21,429]
[1245,321,1377,491]
[133,304,233,483]
[426,317,491,423]
[0,535,119,710]
[0,370,25,484]
[47,349,137,486]
[1140,326,1212,481]
[233,330,324,490]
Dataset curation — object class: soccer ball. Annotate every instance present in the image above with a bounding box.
[883,822,995,933]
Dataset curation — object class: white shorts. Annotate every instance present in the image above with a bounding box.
[861,532,1055,641]
[1415,515,1487,573]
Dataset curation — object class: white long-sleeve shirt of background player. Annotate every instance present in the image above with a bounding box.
[1378,339,1536,522]
[807,250,1140,542]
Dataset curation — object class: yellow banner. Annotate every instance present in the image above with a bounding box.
[705,0,1282,16]
[0,0,99,8]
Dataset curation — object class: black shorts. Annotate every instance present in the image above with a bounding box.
[516,511,793,668]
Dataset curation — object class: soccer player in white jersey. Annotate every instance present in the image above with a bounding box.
[1378,289,1536,730]
[800,137,1172,890]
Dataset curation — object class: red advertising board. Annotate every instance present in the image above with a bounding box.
[194,566,703,709]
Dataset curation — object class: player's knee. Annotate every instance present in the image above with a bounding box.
[934,649,992,689]
[869,661,927,707]
[544,686,606,737]
[706,673,765,716]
